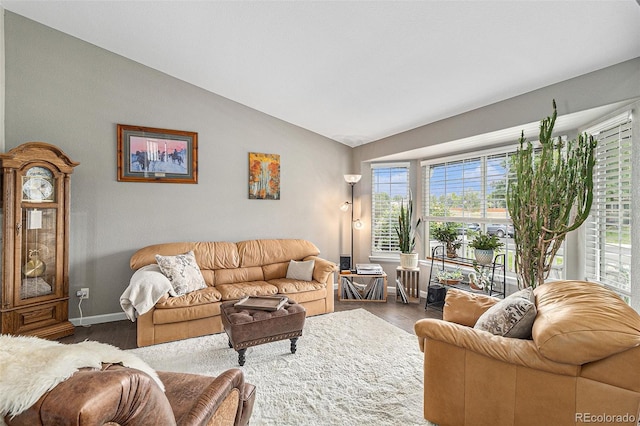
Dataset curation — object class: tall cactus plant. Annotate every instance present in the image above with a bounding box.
[506,100,597,288]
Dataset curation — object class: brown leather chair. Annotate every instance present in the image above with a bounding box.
[415,280,640,426]
[5,363,255,426]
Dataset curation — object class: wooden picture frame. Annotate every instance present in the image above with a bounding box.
[117,124,198,183]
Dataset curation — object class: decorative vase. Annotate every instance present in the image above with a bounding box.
[474,249,494,265]
[400,252,419,269]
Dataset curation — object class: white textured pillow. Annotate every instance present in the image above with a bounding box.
[286,259,315,281]
[155,251,206,296]
[474,287,537,338]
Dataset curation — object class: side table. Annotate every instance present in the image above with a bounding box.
[396,266,420,304]
[338,272,388,302]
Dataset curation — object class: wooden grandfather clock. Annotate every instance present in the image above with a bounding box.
[0,142,79,339]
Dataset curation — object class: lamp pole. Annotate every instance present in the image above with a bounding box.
[350,181,355,270]
[343,174,361,271]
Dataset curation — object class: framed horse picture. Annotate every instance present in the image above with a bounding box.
[117,124,198,183]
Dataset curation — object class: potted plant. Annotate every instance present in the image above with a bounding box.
[469,231,504,265]
[469,261,492,291]
[394,193,422,269]
[436,268,463,285]
[432,222,462,258]
[506,100,597,288]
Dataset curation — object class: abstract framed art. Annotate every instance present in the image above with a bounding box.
[248,152,280,199]
[117,124,198,183]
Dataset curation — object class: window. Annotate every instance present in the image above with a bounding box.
[426,157,483,219]
[422,148,564,279]
[423,152,513,264]
[371,163,410,254]
[584,112,632,299]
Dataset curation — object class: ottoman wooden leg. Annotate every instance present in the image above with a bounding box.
[237,348,247,366]
[290,337,299,354]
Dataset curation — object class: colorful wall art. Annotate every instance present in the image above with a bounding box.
[249,152,280,200]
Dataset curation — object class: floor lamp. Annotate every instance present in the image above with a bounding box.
[341,174,363,271]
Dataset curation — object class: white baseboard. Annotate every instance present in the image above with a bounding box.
[70,311,128,326]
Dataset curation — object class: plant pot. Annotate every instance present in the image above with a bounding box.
[469,281,482,290]
[474,249,494,265]
[468,272,481,290]
[399,252,419,269]
[439,278,462,286]
[446,244,458,258]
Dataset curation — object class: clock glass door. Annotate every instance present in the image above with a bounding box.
[20,207,57,300]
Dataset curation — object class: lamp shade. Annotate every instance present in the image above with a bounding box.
[344,174,362,184]
[353,219,364,230]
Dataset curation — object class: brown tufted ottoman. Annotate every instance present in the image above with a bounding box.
[221,299,306,366]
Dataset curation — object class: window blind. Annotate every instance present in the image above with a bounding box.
[371,163,410,254]
[584,112,632,297]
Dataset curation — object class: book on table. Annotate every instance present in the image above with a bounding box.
[234,295,289,311]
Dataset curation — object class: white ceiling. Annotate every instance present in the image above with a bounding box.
[3,1,640,147]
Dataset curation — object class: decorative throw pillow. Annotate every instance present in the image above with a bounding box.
[474,287,537,338]
[155,251,206,296]
[286,259,315,281]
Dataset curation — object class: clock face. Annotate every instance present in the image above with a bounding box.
[22,167,55,202]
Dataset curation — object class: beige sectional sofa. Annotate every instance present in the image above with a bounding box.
[126,239,336,347]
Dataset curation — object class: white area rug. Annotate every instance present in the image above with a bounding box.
[130,308,434,426]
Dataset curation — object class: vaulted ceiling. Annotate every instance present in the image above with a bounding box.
[4,1,640,147]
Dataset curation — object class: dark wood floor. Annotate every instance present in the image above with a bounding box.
[59,293,444,350]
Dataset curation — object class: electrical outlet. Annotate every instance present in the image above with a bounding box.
[76,288,89,299]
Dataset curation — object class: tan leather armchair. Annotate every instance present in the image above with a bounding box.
[415,280,640,426]
[5,364,255,426]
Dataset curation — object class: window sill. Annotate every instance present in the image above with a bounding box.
[369,255,399,263]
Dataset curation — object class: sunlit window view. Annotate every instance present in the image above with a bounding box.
[422,150,564,280]
[584,112,633,300]
[371,164,410,254]
[369,112,633,303]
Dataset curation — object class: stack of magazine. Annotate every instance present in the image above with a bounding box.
[355,263,383,275]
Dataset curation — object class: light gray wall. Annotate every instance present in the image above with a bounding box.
[353,57,640,165]
[4,12,352,319]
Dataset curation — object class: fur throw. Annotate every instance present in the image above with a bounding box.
[0,335,163,422]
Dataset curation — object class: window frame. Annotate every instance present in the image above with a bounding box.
[370,162,411,257]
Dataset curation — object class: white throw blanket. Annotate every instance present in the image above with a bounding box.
[0,335,163,422]
[120,264,177,321]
